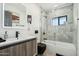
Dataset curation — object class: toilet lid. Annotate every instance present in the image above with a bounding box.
[38,43,46,47]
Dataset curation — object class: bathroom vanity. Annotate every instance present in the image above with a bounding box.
[1,3,37,56]
[0,36,37,56]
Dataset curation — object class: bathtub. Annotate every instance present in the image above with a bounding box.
[42,40,76,56]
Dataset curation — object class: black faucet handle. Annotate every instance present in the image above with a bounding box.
[16,31,20,39]
[16,31,20,34]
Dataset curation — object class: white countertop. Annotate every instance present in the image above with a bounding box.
[0,35,36,47]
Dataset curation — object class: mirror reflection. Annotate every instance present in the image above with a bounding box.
[4,3,26,28]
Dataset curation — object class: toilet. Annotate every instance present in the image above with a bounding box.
[37,43,46,55]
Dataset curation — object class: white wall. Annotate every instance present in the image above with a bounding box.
[72,3,79,56]
[73,3,79,56]
[0,3,41,43]
[23,3,41,42]
[73,4,78,56]
[77,3,79,56]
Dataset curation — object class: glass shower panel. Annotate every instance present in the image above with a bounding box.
[41,3,77,56]
[46,4,76,56]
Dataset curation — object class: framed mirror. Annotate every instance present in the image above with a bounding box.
[3,3,26,28]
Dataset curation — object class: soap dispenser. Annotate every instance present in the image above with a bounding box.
[4,31,8,40]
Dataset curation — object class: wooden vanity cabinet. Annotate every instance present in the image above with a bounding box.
[9,43,26,56]
[25,40,32,56]
[18,42,26,56]
[0,38,37,56]
[32,39,37,55]
[26,39,37,56]
[0,48,10,56]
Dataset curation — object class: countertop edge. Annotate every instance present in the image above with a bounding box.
[0,36,37,49]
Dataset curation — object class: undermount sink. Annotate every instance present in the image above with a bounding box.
[6,38,17,42]
[0,38,6,43]
[6,37,24,42]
